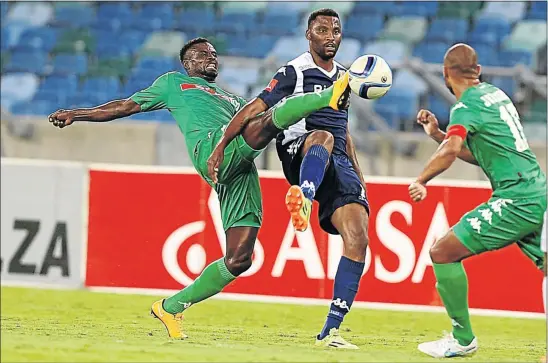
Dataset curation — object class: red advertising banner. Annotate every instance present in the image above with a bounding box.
[85,167,544,313]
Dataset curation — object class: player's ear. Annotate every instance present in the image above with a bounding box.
[476,64,482,77]
[305,29,311,41]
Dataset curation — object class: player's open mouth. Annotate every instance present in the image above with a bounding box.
[325,44,336,51]
[206,64,217,71]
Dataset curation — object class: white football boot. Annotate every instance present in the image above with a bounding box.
[315,328,359,350]
[418,332,478,358]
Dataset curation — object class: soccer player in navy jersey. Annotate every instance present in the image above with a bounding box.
[208,8,368,349]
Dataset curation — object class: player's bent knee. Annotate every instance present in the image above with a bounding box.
[309,130,334,149]
[342,225,368,260]
[225,250,253,276]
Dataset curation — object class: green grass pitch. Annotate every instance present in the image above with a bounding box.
[1,286,545,362]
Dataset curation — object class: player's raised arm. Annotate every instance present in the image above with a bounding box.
[417,109,478,166]
[49,73,171,128]
[48,99,141,128]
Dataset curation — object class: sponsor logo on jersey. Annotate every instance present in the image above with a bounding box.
[466,217,482,234]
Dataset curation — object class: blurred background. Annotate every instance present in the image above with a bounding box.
[0,0,546,179]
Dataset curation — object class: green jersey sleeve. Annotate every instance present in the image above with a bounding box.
[448,101,481,133]
[130,73,171,112]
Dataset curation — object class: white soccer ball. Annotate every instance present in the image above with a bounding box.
[348,55,392,99]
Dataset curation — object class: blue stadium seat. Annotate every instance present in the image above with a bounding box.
[1,2,8,19]
[427,94,450,126]
[269,36,310,61]
[375,89,419,123]
[31,89,67,105]
[82,76,121,95]
[95,42,133,59]
[424,18,468,43]
[134,56,175,74]
[413,42,448,64]
[480,1,526,24]
[260,13,299,36]
[52,54,88,75]
[499,50,533,67]
[527,1,547,20]
[96,2,134,30]
[363,40,408,65]
[215,13,256,35]
[11,100,54,116]
[335,39,362,67]
[123,77,156,95]
[140,2,175,17]
[118,30,148,52]
[473,17,511,39]
[177,9,216,33]
[491,76,516,98]
[353,1,396,15]
[345,14,384,41]
[1,27,11,50]
[392,69,428,96]
[467,42,499,66]
[400,1,439,17]
[38,75,79,94]
[374,104,400,129]
[16,27,58,52]
[127,9,174,31]
[3,50,48,74]
[53,5,94,28]
[1,72,40,110]
[265,2,309,15]
[467,31,500,47]
[230,35,276,59]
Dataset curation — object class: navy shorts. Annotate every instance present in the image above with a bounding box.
[276,133,370,235]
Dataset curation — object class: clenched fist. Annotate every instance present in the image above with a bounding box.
[48,109,76,128]
[416,109,440,137]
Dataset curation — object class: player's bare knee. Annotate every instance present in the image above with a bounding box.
[309,130,334,151]
[429,242,453,264]
[225,250,253,276]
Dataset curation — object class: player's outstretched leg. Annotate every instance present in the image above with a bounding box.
[242,72,350,152]
[272,71,350,130]
[151,227,258,338]
[286,131,334,232]
[418,230,478,358]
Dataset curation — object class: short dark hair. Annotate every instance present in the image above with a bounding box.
[180,37,210,64]
[307,8,340,28]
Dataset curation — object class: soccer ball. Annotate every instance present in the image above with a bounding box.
[348,55,392,99]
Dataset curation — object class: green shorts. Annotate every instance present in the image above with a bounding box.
[193,127,264,231]
[453,196,547,269]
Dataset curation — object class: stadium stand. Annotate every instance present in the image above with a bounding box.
[0,0,545,133]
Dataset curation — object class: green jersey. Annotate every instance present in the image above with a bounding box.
[448,82,546,198]
[130,71,248,163]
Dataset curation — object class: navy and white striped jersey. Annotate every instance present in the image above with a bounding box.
[257,52,349,156]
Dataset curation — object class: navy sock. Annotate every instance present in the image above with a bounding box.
[299,144,330,201]
[319,256,365,339]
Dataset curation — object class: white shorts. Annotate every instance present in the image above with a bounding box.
[542,211,547,253]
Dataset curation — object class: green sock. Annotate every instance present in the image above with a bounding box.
[272,87,333,129]
[163,258,235,314]
[433,262,475,346]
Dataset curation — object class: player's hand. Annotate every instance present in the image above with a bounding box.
[416,109,440,136]
[48,109,75,128]
[207,145,225,184]
[408,181,427,202]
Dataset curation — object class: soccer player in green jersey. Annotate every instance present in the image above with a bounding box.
[408,43,547,358]
[48,37,351,339]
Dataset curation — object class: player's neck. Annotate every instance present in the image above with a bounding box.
[310,51,334,72]
[454,79,480,100]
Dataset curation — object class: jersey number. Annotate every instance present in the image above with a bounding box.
[499,104,529,152]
